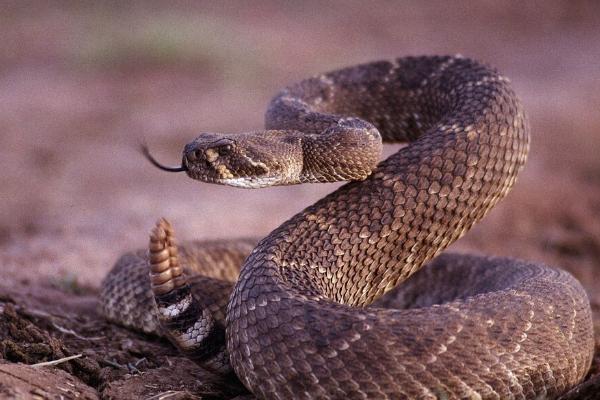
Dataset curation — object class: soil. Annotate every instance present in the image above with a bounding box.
[1,2,599,399]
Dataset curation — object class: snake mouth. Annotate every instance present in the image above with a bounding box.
[140,143,188,173]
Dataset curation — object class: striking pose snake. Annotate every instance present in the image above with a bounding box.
[101,55,594,399]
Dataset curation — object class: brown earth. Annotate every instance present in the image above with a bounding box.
[1,1,599,399]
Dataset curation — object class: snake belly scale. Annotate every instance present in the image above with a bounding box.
[101,55,594,399]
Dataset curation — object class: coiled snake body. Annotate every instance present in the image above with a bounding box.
[101,55,594,399]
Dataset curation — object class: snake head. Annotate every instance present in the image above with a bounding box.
[182,132,303,188]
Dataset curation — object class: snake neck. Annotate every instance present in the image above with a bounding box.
[242,55,530,307]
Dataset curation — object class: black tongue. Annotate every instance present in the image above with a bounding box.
[140,143,187,172]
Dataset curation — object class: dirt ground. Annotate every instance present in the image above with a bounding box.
[1,1,600,399]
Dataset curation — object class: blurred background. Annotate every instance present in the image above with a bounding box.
[1,1,599,308]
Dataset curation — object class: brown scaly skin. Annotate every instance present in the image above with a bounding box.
[182,122,382,188]
[100,237,256,335]
[101,55,594,399]
[147,219,232,373]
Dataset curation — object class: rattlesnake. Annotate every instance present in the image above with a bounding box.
[101,55,594,399]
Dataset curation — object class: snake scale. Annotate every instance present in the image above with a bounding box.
[101,55,594,399]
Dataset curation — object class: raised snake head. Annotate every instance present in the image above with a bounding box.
[143,131,304,188]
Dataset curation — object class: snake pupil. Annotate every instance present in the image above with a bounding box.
[219,144,232,155]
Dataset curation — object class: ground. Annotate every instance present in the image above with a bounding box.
[1,2,599,399]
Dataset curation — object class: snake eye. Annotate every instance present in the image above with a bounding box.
[218,144,232,156]
[193,149,203,160]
